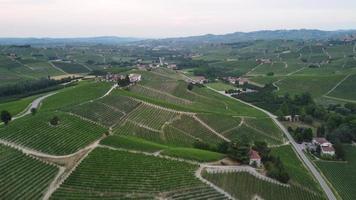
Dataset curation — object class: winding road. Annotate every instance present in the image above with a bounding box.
[206,86,337,200]
[13,92,58,120]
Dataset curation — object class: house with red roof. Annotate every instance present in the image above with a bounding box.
[249,150,261,167]
[312,137,335,156]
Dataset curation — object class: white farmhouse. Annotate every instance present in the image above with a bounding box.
[129,74,142,83]
[312,138,335,156]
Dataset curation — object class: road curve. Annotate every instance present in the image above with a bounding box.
[206,86,337,200]
[13,92,58,120]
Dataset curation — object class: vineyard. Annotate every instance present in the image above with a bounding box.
[316,145,356,200]
[0,144,58,199]
[203,171,325,200]
[51,61,90,73]
[196,113,242,133]
[129,84,191,105]
[123,103,181,131]
[51,148,226,199]
[41,81,111,110]
[0,111,105,155]
[329,74,356,101]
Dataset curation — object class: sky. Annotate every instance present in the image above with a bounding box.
[1,0,356,38]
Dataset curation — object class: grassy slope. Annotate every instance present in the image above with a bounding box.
[0,94,40,116]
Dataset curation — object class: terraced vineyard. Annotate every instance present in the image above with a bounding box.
[203,172,325,200]
[123,103,181,131]
[0,144,58,199]
[66,92,141,127]
[130,84,192,105]
[51,148,226,199]
[0,111,105,155]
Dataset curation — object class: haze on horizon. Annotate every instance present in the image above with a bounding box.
[1,0,356,38]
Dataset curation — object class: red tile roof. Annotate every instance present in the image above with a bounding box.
[314,137,329,145]
[250,150,261,160]
[321,146,335,152]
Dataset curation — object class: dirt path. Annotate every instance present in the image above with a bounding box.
[48,61,68,74]
[246,63,263,75]
[322,48,332,60]
[195,166,235,200]
[324,74,351,96]
[192,115,231,142]
[286,66,306,76]
[202,165,289,187]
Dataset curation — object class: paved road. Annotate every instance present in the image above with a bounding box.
[207,86,337,200]
[13,92,58,120]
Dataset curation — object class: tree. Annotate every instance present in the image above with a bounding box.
[217,141,229,153]
[280,102,290,115]
[1,110,12,125]
[334,142,345,160]
[228,141,250,164]
[317,125,326,137]
[253,141,270,161]
[50,116,59,126]
[187,83,194,91]
[30,108,37,115]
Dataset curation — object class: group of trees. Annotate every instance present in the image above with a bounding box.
[288,127,313,143]
[117,75,131,87]
[0,77,73,99]
[252,141,290,183]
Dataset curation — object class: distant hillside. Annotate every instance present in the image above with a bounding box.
[0,36,143,46]
[157,29,356,44]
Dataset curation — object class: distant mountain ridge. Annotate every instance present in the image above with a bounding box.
[158,29,356,44]
[0,29,355,45]
[0,36,142,46]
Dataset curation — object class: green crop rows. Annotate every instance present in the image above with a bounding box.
[0,111,105,155]
[0,144,58,199]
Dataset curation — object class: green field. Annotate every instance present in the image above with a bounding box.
[51,148,226,199]
[0,111,105,155]
[0,144,58,199]
[316,145,356,200]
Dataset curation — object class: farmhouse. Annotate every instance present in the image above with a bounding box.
[105,73,125,82]
[256,58,272,64]
[249,150,261,167]
[312,137,335,156]
[129,73,142,83]
[283,115,300,122]
[192,76,208,84]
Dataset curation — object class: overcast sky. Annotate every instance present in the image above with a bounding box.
[1,0,356,38]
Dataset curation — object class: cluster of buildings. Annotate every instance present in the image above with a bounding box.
[104,73,142,83]
[223,77,249,85]
[256,58,272,64]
